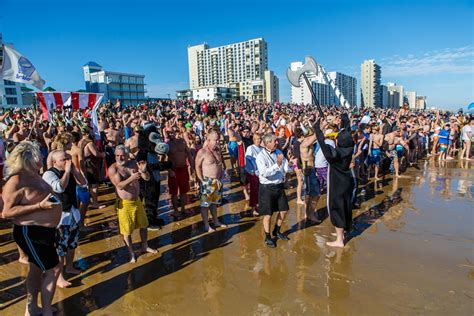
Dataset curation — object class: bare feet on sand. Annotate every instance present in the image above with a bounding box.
[204,225,216,233]
[18,256,29,265]
[213,221,227,228]
[326,240,345,248]
[141,247,158,254]
[56,276,72,288]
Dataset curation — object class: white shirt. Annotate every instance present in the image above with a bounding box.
[461,125,472,141]
[360,115,371,124]
[314,139,335,168]
[256,148,292,184]
[245,145,263,175]
[42,170,81,226]
[193,121,204,137]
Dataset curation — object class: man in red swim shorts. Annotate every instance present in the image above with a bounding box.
[167,129,195,219]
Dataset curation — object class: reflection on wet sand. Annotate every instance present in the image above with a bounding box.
[1,159,473,315]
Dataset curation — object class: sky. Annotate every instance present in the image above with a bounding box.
[1,0,473,110]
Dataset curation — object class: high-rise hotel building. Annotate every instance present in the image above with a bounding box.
[187,38,278,103]
[360,60,381,108]
[290,61,356,107]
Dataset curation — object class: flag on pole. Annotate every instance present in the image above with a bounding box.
[1,44,45,90]
[35,92,71,119]
[36,92,102,120]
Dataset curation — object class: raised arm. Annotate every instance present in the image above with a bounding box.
[313,120,339,164]
[108,165,139,190]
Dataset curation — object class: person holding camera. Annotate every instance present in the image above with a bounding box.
[43,150,86,288]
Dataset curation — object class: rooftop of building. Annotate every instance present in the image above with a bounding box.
[83,61,102,68]
[89,70,145,78]
[188,38,265,50]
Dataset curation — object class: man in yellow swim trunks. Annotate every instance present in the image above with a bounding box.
[108,145,157,263]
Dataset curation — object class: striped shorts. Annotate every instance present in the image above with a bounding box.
[13,224,58,272]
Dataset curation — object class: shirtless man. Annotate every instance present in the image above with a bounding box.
[69,132,90,229]
[12,120,29,144]
[104,122,122,168]
[385,127,402,178]
[167,129,195,218]
[195,131,227,232]
[108,145,157,263]
[79,129,105,209]
[43,124,56,151]
[124,126,140,159]
[368,125,384,180]
[226,121,241,173]
[299,128,320,223]
[2,141,62,316]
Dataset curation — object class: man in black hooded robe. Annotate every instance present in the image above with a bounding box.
[313,113,355,247]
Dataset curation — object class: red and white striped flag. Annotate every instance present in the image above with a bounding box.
[36,92,103,120]
[36,92,71,120]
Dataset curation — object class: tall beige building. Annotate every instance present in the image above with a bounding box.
[360,60,381,108]
[187,38,279,102]
[264,70,279,103]
[416,96,427,110]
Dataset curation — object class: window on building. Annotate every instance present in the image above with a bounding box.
[6,97,18,105]
[5,88,17,95]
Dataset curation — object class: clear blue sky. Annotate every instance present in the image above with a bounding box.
[1,0,473,110]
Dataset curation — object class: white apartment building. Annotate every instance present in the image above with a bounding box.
[0,34,24,107]
[386,82,404,109]
[187,38,279,103]
[290,61,317,105]
[290,62,356,106]
[405,91,417,109]
[83,62,146,106]
[361,60,381,108]
[192,86,236,101]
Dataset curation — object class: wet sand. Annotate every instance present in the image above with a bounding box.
[1,159,473,315]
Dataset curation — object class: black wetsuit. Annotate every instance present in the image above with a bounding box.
[136,149,172,227]
[314,117,355,231]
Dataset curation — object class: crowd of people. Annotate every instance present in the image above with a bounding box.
[0,99,472,315]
